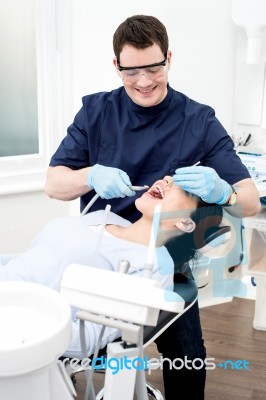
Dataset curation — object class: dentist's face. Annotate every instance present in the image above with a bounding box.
[114,44,171,108]
[135,176,198,218]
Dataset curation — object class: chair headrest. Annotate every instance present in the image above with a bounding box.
[203,225,231,246]
[198,225,231,255]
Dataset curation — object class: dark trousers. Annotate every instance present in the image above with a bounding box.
[155,301,206,400]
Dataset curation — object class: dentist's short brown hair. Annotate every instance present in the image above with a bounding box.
[113,15,169,62]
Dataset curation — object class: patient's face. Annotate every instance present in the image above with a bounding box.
[135,176,198,217]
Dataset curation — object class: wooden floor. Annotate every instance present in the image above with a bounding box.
[202,297,266,400]
[74,297,266,399]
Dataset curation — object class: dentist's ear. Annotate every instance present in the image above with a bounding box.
[113,58,121,78]
[175,218,196,233]
[166,50,172,71]
[113,57,118,68]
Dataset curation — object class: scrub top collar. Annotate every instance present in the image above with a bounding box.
[123,83,173,115]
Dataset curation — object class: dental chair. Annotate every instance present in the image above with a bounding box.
[61,263,198,400]
[60,210,235,400]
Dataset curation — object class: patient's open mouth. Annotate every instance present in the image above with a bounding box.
[148,185,164,199]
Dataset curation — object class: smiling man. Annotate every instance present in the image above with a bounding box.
[45,15,260,399]
[114,43,170,107]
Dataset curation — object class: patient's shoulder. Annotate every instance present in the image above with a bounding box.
[83,210,131,227]
[37,211,131,239]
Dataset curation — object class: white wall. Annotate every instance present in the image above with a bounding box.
[232,28,266,149]
[0,193,75,253]
[1,0,254,253]
[72,0,235,132]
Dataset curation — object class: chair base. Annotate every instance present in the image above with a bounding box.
[146,382,165,399]
[96,382,164,400]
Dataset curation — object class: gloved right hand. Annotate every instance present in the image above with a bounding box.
[87,164,135,199]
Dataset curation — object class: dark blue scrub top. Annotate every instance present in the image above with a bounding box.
[50,85,250,222]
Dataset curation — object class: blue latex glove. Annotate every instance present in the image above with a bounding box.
[173,166,231,204]
[87,164,135,199]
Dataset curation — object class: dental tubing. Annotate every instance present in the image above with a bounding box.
[81,185,149,216]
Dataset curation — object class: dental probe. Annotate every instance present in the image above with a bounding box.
[128,185,149,191]
[164,161,201,188]
[81,185,149,215]
[193,161,201,167]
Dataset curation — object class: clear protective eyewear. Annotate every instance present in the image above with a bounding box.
[117,56,167,82]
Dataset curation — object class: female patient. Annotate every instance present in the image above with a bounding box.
[0,176,222,357]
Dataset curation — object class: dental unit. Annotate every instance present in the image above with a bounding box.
[0,202,164,400]
[0,195,173,400]
[0,178,234,400]
[61,202,191,400]
[0,162,208,400]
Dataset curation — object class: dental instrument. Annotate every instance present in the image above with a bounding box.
[92,204,111,268]
[254,177,266,184]
[128,185,149,191]
[143,204,161,279]
[81,185,149,215]
[81,194,100,215]
[163,179,174,188]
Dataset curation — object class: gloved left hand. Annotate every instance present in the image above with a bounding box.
[172,165,231,204]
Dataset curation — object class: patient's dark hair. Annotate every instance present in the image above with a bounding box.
[113,15,168,61]
[164,202,223,276]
